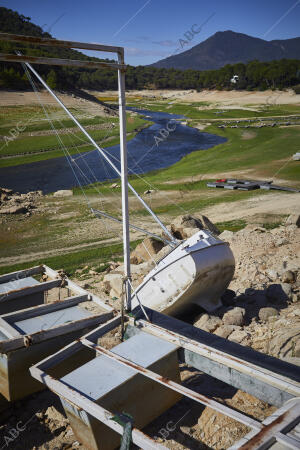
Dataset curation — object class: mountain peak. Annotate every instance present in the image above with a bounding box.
[151,30,300,71]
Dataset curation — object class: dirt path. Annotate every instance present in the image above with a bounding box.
[200,191,300,222]
[0,236,121,267]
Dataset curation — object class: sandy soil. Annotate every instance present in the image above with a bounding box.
[0,91,116,117]
[95,88,300,107]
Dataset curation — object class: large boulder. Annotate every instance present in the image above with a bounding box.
[219,230,234,241]
[281,270,297,284]
[285,214,300,228]
[214,325,240,339]
[269,324,300,358]
[130,237,164,264]
[170,214,220,240]
[0,205,28,214]
[194,313,222,333]
[258,307,278,322]
[112,262,151,276]
[53,190,73,197]
[103,273,123,298]
[222,307,246,326]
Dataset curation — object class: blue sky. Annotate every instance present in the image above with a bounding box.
[2,0,300,65]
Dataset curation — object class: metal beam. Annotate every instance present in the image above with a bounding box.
[0,53,126,70]
[118,50,131,310]
[0,279,61,302]
[232,397,300,449]
[29,314,300,449]
[30,366,167,449]
[0,309,113,353]
[2,294,89,323]
[128,309,300,404]
[0,32,123,54]
[0,265,44,284]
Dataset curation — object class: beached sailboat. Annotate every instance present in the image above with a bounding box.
[21,59,235,318]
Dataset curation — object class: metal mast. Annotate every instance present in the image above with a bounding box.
[117,49,131,311]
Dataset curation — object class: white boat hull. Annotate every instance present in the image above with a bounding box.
[131,230,235,316]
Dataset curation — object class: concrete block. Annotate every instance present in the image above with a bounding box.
[61,332,181,450]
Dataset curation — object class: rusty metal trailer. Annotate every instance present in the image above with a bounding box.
[0,265,113,408]
[0,265,58,314]
[30,308,300,449]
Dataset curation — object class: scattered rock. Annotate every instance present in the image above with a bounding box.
[112,262,151,276]
[281,270,296,284]
[194,313,222,333]
[214,325,239,339]
[222,307,245,326]
[253,226,267,233]
[89,270,97,276]
[53,190,73,197]
[0,188,42,215]
[258,307,278,322]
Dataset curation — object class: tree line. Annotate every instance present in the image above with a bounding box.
[2,58,300,93]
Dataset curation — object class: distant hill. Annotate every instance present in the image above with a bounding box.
[151,30,300,71]
[0,7,117,91]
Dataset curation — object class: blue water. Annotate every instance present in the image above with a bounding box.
[0,108,226,193]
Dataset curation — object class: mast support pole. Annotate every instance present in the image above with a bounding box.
[118,50,131,311]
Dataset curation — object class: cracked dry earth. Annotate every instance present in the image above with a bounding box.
[0,220,299,450]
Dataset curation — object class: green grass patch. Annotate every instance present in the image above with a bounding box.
[131,189,271,217]
[0,114,150,168]
[0,116,117,136]
[262,222,282,230]
[127,101,300,119]
[215,219,247,232]
[0,240,141,277]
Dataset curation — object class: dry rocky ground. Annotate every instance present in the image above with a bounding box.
[0,187,43,215]
[0,211,299,450]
